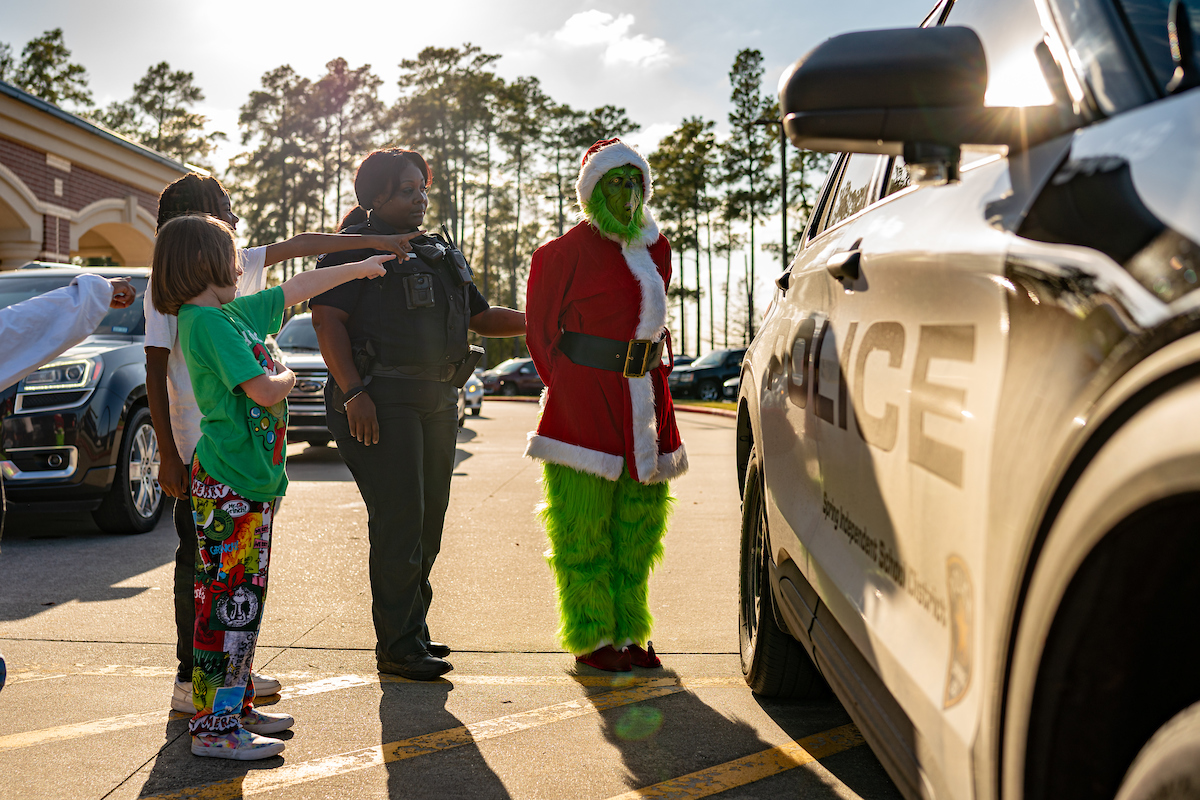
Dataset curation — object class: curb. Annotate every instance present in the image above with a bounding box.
[483,394,736,419]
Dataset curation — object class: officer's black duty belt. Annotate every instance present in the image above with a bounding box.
[559,331,664,379]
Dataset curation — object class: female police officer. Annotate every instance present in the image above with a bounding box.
[312,149,525,680]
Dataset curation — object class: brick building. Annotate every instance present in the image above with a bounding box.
[0,81,190,270]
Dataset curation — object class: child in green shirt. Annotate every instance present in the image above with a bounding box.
[150,213,389,761]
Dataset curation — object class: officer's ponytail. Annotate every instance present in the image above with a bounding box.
[338,205,369,230]
[340,148,432,231]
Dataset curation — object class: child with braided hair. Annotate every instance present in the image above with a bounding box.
[145,172,421,713]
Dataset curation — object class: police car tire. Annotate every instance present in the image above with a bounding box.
[1114,701,1200,800]
[739,446,827,699]
[93,407,165,535]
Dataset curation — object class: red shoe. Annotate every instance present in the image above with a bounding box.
[575,645,633,672]
[627,642,662,668]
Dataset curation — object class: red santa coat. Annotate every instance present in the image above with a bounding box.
[524,217,687,484]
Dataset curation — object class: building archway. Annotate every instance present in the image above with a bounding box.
[72,197,156,265]
[0,162,44,268]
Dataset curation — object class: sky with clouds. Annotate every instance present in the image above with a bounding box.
[4,0,933,167]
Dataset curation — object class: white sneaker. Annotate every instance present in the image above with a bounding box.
[172,672,283,713]
[172,680,195,713]
[251,671,282,695]
[191,728,284,760]
[241,707,294,734]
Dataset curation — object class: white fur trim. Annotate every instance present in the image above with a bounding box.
[576,140,653,210]
[525,433,624,481]
[628,373,660,483]
[649,445,689,484]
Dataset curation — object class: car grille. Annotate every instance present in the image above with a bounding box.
[288,369,328,412]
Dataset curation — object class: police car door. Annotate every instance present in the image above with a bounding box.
[805,1,1063,795]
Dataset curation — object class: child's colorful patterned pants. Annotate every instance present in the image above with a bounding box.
[188,456,274,736]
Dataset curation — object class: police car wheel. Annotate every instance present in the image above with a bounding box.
[1115,701,1200,800]
[93,406,166,534]
[739,445,827,698]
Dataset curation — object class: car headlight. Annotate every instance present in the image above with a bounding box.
[20,357,103,392]
[466,384,481,395]
[679,373,695,383]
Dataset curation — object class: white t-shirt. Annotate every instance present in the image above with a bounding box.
[0,274,114,392]
[144,246,268,461]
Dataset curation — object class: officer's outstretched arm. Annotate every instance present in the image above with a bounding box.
[469,307,526,338]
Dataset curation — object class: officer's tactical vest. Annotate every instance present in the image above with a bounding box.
[344,222,471,367]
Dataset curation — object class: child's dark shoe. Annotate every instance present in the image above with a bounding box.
[626,642,662,668]
[575,645,633,672]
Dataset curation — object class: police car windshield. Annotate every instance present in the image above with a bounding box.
[0,274,147,336]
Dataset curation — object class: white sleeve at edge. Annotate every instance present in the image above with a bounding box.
[238,246,269,296]
[0,274,112,391]
[143,280,177,350]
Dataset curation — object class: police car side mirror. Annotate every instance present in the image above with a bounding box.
[779,26,1067,182]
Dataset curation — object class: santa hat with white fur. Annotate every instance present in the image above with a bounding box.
[575,138,654,210]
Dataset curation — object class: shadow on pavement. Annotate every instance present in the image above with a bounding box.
[380,679,511,799]
[752,693,903,799]
[0,510,171,621]
[572,666,898,797]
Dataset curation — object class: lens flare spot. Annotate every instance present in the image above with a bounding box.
[614,706,663,740]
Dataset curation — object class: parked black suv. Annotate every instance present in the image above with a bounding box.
[667,348,745,400]
[1,266,164,533]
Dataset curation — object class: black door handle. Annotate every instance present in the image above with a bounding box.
[826,241,862,284]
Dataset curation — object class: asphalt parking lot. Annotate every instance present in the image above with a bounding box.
[0,400,900,800]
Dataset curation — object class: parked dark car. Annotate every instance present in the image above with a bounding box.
[480,357,544,396]
[671,353,695,371]
[274,312,331,447]
[0,266,165,533]
[668,348,745,400]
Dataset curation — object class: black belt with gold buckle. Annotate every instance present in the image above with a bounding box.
[559,331,664,379]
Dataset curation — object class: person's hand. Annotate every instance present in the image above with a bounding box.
[108,278,135,309]
[375,231,425,260]
[354,254,392,281]
[158,451,190,499]
[346,390,379,446]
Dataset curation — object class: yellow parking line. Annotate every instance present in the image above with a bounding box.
[0,709,173,753]
[143,683,686,800]
[604,723,865,799]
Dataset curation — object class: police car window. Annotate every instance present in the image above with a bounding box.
[1112,0,1200,93]
[944,0,1056,106]
[824,154,883,231]
[884,157,913,197]
[1049,0,1158,112]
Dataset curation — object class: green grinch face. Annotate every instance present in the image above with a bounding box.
[599,165,644,225]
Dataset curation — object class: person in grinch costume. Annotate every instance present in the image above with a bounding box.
[524,138,687,672]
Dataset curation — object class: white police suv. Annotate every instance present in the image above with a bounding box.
[736,1,1200,799]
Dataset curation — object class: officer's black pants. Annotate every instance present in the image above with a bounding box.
[327,377,459,662]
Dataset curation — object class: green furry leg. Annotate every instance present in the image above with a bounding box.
[540,463,618,655]
[610,472,672,647]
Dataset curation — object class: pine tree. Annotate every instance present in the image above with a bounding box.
[8,29,92,109]
[723,49,776,341]
[99,63,222,166]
